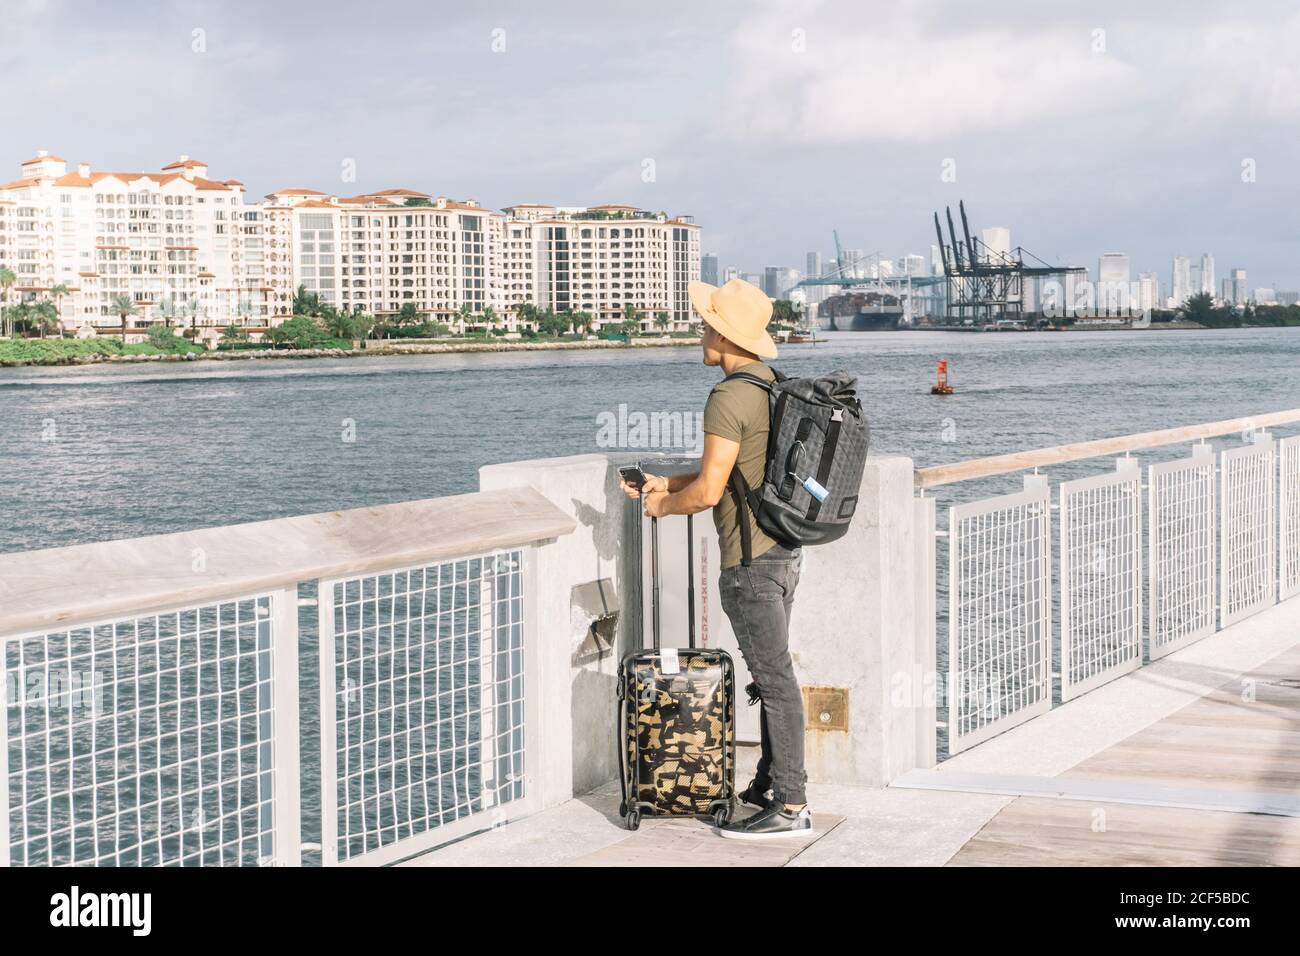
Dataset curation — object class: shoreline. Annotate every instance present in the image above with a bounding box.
[0,335,705,368]
[2,322,1297,368]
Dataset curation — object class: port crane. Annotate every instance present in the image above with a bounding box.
[932,200,1086,325]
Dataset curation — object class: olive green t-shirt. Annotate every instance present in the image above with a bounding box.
[703,361,777,569]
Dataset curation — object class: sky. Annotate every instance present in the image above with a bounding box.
[5,0,1300,291]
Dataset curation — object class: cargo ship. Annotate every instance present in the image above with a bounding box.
[816,290,906,331]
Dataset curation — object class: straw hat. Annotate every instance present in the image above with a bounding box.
[688,277,778,359]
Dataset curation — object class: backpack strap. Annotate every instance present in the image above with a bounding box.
[806,406,845,521]
[721,364,781,391]
[719,365,781,567]
[728,467,756,567]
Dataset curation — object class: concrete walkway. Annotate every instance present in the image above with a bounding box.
[402,597,1300,867]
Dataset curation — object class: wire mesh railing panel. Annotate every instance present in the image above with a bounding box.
[947,482,1052,754]
[322,550,525,864]
[1281,436,1300,601]
[1059,461,1143,700]
[2,594,284,866]
[1148,448,1217,660]
[1220,437,1276,627]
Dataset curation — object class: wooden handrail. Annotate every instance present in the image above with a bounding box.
[0,486,576,638]
[914,407,1300,489]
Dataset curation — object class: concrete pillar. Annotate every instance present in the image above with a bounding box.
[479,453,643,809]
[788,456,931,787]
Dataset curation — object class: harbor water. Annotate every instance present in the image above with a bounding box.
[3,327,1299,862]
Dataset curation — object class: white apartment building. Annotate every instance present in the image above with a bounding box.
[0,151,279,332]
[0,150,702,335]
[500,204,699,331]
[268,188,503,325]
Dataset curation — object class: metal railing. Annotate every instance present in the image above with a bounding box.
[1,592,297,867]
[318,550,533,866]
[0,488,573,867]
[917,408,1300,757]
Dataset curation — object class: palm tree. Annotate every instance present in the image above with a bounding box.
[324,309,354,339]
[655,311,670,333]
[482,305,498,333]
[237,298,253,327]
[156,295,178,329]
[456,303,473,335]
[9,301,32,337]
[110,294,137,339]
[0,266,16,338]
[186,298,204,332]
[32,301,61,339]
[516,302,539,333]
[48,283,70,330]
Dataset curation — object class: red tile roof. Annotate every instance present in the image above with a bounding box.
[1,171,241,192]
[361,188,431,198]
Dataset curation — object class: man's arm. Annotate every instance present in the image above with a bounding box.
[663,472,698,492]
[644,433,739,517]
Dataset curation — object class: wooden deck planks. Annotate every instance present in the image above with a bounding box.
[949,797,1300,866]
[948,643,1300,866]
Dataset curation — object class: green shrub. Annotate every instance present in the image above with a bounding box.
[264,316,343,350]
[146,325,206,353]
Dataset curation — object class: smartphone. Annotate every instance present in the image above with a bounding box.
[618,465,647,490]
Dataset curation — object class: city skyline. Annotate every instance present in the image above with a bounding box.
[707,243,1288,310]
[7,1,1300,291]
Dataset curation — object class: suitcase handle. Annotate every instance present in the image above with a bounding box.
[645,500,696,651]
[650,514,660,650]
[686,513,695,649]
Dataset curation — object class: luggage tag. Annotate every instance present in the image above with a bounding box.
[660,647,680,675]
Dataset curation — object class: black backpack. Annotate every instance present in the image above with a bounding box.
[724,367,869,565]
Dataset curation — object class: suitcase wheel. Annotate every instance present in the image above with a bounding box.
[713,804,732,828]
[624,808,641,831]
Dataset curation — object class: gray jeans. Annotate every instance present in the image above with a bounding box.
[718,542,806,805]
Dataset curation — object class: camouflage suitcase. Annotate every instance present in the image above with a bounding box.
[616,512,736,830]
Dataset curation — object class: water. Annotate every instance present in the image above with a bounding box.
[4,328,1299,861]
[3,327,1299,554]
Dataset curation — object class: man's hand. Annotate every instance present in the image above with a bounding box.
[618,473,668,500]
[642,489,669,518]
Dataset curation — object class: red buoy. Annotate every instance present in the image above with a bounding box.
[930,359,954,395]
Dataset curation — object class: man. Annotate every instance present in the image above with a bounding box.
[619,277,811,840]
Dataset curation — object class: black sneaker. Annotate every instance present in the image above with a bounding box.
[738,779,773,809]
[718,799,813,841]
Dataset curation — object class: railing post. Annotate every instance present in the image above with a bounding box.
[0,652,10,868]
[912,493,937,770]
[271,586,302,866]
[316,582,339,867]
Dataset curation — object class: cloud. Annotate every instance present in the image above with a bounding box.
[713,2,1300,146]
